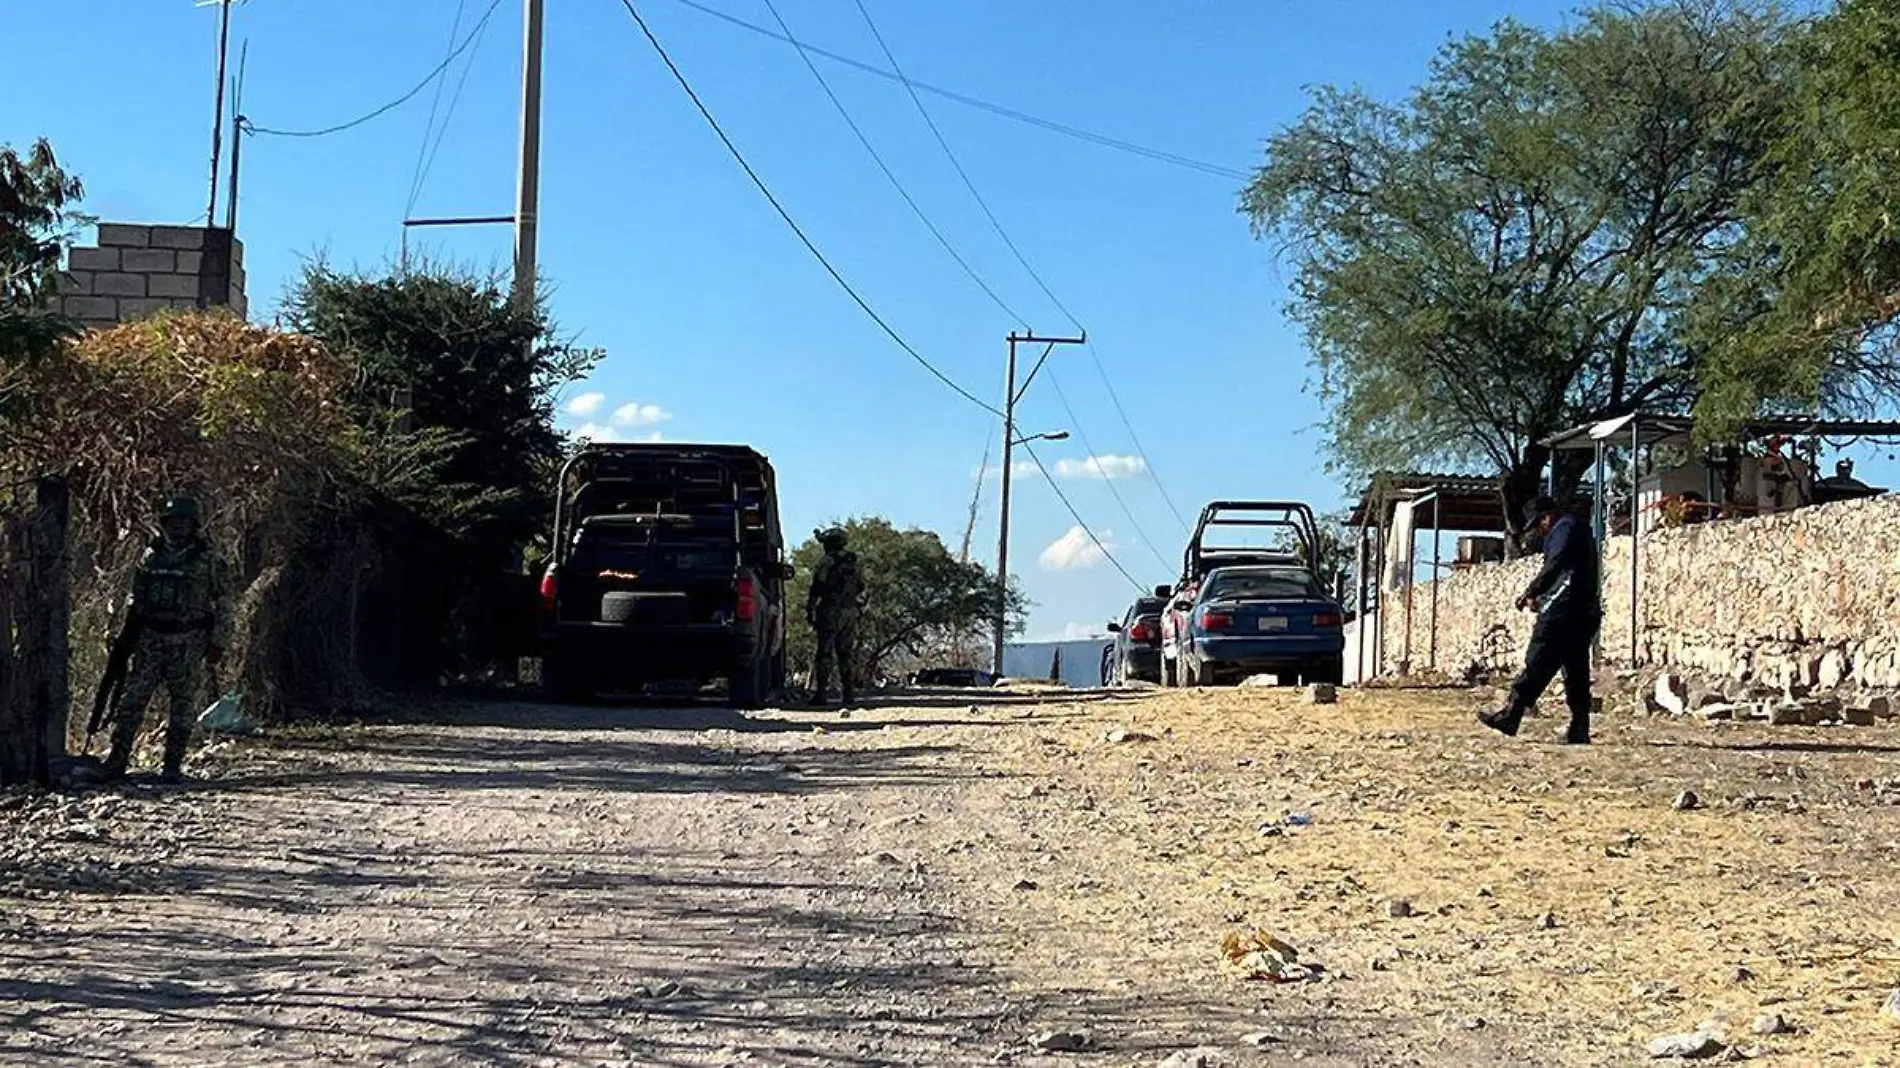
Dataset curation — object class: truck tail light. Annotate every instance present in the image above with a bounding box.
[736,575,758,622]
[538,569,557,614]
[1129,620,1154,642]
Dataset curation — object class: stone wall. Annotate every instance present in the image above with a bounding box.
[57,223,246,327]
[1378,495,1900,692]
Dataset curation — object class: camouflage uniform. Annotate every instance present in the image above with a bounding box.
[104,497,232,782]
[807,528,862,706]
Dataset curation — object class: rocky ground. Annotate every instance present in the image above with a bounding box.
[3,684,1899,1066]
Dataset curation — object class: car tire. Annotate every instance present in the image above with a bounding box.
[1191,658,1216,688]
[1308,657,1345,686]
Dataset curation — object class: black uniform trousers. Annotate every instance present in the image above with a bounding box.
[1505,611,1600,735]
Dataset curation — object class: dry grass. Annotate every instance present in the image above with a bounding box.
[980,685,1900,1064]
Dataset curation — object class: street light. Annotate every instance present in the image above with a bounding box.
[1014,430,1070,446]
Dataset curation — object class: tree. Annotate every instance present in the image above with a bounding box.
[0,138,83,786]
[285,261,599,554]
[1240,3,1794,529]
[785,517,1025,685]
[2,139,85,418]
[285,262,599,681]
[1701,0,1900,431]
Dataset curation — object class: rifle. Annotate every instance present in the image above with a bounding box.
[86,615,141,750]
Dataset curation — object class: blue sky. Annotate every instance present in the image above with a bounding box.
[28,0,1866,641]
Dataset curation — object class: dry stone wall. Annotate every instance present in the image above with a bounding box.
[1380,495,1900,693]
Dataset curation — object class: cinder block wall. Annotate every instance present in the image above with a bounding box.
[58,223,247,327]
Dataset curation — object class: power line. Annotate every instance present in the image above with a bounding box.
[756,0,1026,327]
[615,0,1000,417]
[851,0,1077,329]
[1087,347,1192,534]
[405,0,469,214]
[670,0,1249,181]
[855,0,1192,537]
[1046,369,1173,572]
[247,0,505,138]
[1020,442,1145,593]
[412,4,495,215]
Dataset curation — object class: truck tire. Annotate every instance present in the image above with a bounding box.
[729,656,767,710]
[1162,656,1178,688]
[542,653,594,704]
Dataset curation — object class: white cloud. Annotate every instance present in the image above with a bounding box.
[1039,524,1115,571]
[565,391,606,417]
[573,422,621,443]
[1050,621,1107,641]
[611,401,672,428]
[1053,454,1147,480]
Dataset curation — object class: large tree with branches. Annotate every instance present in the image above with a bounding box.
[1241,2,1796,526]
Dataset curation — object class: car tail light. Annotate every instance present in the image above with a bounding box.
[1312,612,1342,628]
[1129,620,1154,642]
[1199,608,1233,631]
[538,569,558,614]
[736,575,758,622]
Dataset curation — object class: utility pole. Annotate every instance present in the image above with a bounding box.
[512,0,546,311]
[204,0,235,228]
[993,330,1085,676]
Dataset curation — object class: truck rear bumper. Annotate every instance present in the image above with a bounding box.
[541,621,759,679]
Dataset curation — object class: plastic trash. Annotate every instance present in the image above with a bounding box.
[1284,811,1314,826]
[197,691,258,735]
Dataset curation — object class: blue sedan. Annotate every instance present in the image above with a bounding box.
[1176,565,1344,687]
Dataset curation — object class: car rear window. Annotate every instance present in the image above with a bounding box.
[1205,569,1320,600]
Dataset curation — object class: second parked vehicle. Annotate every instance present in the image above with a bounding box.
[1173,564,1345,686]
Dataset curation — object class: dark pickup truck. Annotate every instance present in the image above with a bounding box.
[536,443,793,707]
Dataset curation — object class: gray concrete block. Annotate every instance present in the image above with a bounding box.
[93,273,146,297]
[118,298,175,321]
[149,226,207,250]
[147,273,199,299]
[175,250,203,275]
[56,271,92,296]
[67,247,119,272]
[61,295,117,320]
[96,223,151,248]
[121,249,177,273]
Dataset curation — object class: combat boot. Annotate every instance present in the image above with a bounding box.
[1477,707,1521,737]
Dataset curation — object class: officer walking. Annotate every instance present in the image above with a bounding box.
[104,496,231,783]
[1480,495,1601,744]
[807,526,862,707]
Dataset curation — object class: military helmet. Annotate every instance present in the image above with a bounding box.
[817,526,848,549]
[158,496,202,523]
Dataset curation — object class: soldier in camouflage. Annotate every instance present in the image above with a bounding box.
[807,527,862,707]
[104,496,231,784]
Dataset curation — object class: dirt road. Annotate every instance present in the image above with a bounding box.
[4,686,1898,1066]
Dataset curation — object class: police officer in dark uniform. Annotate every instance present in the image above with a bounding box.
[1480,496,1601,744]
[807,527,861,707]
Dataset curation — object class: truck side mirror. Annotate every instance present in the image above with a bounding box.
[1106,622,1122,633]
[780,563,797,580]
[1154,584,1173,599]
